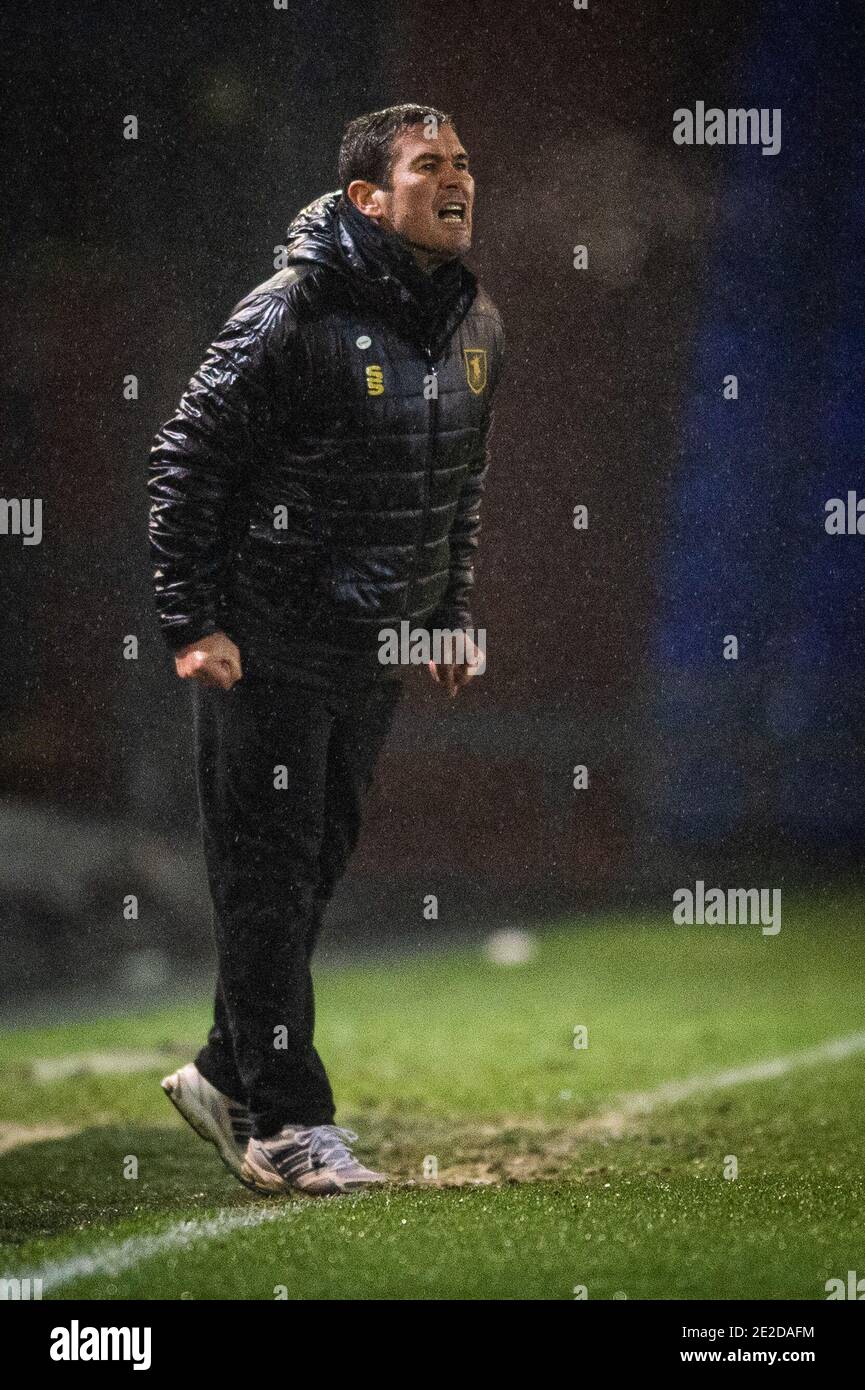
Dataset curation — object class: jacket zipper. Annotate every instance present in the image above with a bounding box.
[403,345,438,616]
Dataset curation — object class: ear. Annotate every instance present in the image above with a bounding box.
[346,179,387,220]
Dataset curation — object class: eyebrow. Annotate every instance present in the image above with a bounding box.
[410,150,470,164]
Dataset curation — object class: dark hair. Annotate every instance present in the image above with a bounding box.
[338,104,453,193]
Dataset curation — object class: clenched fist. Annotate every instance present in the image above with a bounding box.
[174,631,243,689]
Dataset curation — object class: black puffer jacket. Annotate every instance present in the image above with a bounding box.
[148,190,505,678]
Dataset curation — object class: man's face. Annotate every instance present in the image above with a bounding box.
[354,123,474,263]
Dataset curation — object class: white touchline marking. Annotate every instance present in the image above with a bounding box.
[11,1203,306,1294]
[572,1030,865,1139]
[7,1030,865,1289]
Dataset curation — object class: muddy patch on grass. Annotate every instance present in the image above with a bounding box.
[349,1109,637,1187]
[0,1123,78,1155]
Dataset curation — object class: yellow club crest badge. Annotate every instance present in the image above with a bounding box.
[463,348,487,395]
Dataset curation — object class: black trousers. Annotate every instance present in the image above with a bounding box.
[190,666,403,1139]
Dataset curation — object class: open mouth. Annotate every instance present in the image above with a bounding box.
[437,203,466,223]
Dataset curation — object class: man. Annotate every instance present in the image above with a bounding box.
[148,104,505,1196]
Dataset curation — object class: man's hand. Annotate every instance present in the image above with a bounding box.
[174,631,243,689]
[427,632,485,699]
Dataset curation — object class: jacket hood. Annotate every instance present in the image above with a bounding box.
[282,189,478,358]
[282,190,346,271]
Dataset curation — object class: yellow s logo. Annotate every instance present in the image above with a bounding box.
[365,364,384,396]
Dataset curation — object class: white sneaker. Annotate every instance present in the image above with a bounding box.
[161,1062,251,1177]
[241,1124,389,1196]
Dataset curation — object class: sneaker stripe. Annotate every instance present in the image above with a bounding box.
[267,1149,314,1181]
[251,1125,388,1191]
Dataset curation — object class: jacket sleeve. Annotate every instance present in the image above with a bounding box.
[427,325,505,636]
[147,292,285,653]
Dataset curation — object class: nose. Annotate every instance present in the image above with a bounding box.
[442,169,471,197]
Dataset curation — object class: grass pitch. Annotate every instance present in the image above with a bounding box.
[2,889,864,1300]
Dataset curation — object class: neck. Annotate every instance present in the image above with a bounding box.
[369,208,454,273]
[341,197,457,277]
[398,236,454,274]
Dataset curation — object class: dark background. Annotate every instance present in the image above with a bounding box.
[2,0,863,1009]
